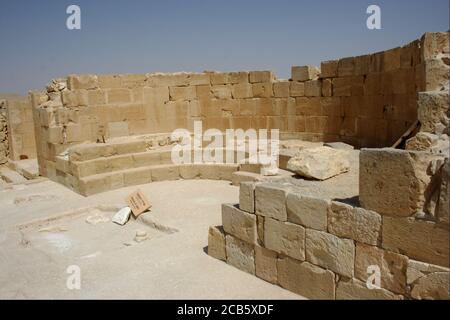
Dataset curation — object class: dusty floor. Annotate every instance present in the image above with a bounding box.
[0,178,302,299]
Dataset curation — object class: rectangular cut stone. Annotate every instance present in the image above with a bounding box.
[239,182,255,213]
[249,71,274,83]
[336,278,404,300]
[382,216,449,268]
[252,83,273,98]
[306,229,355,277]
[231,83,253,99]
[360,149,445,217]
[290,82,305,97]
[222,204,257,244]
[407,259,450,300]
[169,86,196,101]
[264,218,305,261]
[286,193,328,231]
[328,202,381,245]
[208,226,226,261]
[304,80,322,97]
[278,257,335,299]
[273,81,290,97]
[332,76,364,96]
[355,243,408,294]
[338,57,355,76]
[211,85,232,99]
[292,66,320,81]
[151,165,180,181]
[257,215,264,245]
[321,60,338,78]
[255,246,278,284]
[229,72,249,84]
[255,184,288,221]
[225,235,255,275]
[322,78,332,97]
[67,74,98,90]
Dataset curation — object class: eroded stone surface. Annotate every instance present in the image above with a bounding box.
[287,147,350,180]
[305,228,355,278]
[278,257,335,300]
[226,235,255,275]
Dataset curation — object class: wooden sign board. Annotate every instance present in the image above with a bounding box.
[125,189,151,217]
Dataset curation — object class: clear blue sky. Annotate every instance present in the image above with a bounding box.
[0,0,448,95]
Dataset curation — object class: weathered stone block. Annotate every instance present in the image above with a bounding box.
[407,259,450,300]
[228,72,249,84]
[328,202,381,245]
[338,57,355,77]
[355,243,408,294]
[286,193,328,231]
[255,184,288,221]
[211,85,232,99]
[273,81,290,98]
[306,228,355,277]
[249,71,274,83]
[225,235,255,275]
[382,216,449,268]
[289,82,305,97]
[252,83,273,98]
[332,76,364,96]
[222,204,258,244]
[278,257,335,299]
[67,74,99,90]
[287,146,350,180]
[264,218,305,261]
[359,148,445,217]
[231,83,253,99]
[107,88,131,104]
[151,165,180,181]
[321,79,332,97]
[305,80,322,97]
[169,86,196,101]
[123,167,152,186]
[417,91,449,135]
[208,226,226,261]
[239,182,255,213]
[321,60,338,78]
[292,66,320,82]
[255,246,277,284]
[178,164,200,179]
[336,278,404,300]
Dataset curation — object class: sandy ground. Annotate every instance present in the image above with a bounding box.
[0,178,302,299]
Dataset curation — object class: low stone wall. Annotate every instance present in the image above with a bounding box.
[208,148,449,299]
[0,100,8,164]
[6,97,36,160]
[30,32,449,186]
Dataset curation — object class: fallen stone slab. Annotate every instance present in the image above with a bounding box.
[286,146,350,180]
[324,142,355,150]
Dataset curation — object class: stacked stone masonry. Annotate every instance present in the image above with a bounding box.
[207,31,449,300]
[31,32,449,195]
[0,100,8,164]
[0,96,36,164]
[209,167,449,299]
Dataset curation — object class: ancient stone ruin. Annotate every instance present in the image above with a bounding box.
[0,31,448,300]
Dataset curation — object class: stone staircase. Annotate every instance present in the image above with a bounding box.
[48,134,299,196]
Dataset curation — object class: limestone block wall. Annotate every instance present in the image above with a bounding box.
[406,32,449,154]
[0,100,8,164]
[209,150,450,299]
[30,31,446,191]
[6,97,36,160]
